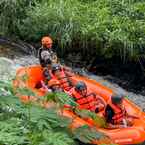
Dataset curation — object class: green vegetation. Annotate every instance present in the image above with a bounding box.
[0,80,116,145]
[1,0,145,60]
[0,80,74,145]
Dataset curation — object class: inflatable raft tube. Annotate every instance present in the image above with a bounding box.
[13,65,145,145]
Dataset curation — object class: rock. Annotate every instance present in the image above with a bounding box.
[0,57,19,80]
[0,37,36,55]
[13,55,39,66]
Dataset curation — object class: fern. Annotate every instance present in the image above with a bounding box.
[75,109,107,128]
[0,117,28,145]
[0,80,116,145]
[72,125,111,144]
[0,80,75,145]
[55,92,77,107]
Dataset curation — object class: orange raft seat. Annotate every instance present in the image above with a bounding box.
[13,65,145,145]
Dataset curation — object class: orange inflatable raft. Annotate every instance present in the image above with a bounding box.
[14,65,145,145]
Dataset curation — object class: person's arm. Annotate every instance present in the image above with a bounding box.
[95,95,106,112]
[107,123,127,129]
[51,51,58,63]
[37,47,41,58]
[40,80,52,92]
[38,48,46,67]
[125,113,139,119]
[42,68,52,81]
[123,105,139,119]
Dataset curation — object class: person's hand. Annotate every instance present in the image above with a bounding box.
[126,117,133,126]
[118,124,128,128]
[106,123,127,129]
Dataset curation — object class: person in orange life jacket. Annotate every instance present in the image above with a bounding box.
[48,79,63,92]
[35,58,53,89]
[52,63,74,77]
[69,81,105,113]
[42,59,53,82]
[51,63,73,91]
[38,36,58,67]
[40,79,62,109]
[104,94,133,128]
[36,79,63,94]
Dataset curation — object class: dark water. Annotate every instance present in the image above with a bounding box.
[89,56,145,96]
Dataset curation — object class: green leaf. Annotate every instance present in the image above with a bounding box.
[72,125,108,143]
[55,92,77,107]
[75,109,107,128]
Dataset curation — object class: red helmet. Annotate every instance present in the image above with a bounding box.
[41,36,53,48]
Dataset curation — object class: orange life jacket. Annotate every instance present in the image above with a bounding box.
[48,69,56,79]
[70,88,102,112]
[42,68,56,81]
[109,102,126,124]
[43,67,72,91]
[54,69,72,91]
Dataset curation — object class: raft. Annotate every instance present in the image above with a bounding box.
[14,65,145,145]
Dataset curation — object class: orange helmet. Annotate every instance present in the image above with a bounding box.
[41,36,53,48]
[48,79,60,87]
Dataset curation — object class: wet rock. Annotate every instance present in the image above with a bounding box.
[13,55,39,66]
[0,55,39,80]
[0,57,18,80]
[0,37,36,55]
[0,45,22,59]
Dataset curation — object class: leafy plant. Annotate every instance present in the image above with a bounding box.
[74,109,107,128]
[0,80,75,145]
[1,0,145,60]
[0,80,115,145]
